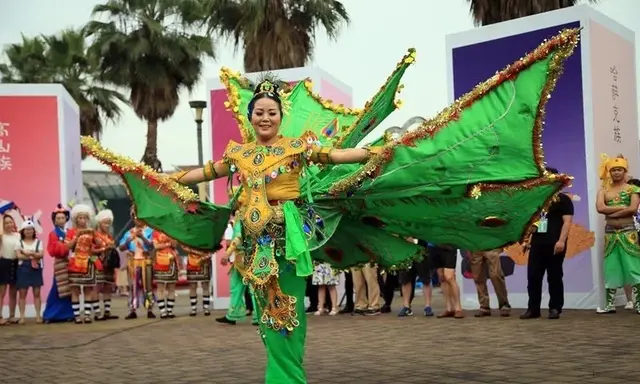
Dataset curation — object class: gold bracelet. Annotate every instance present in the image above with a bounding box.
[362,146,373,163]
[361,146,381,163]
[316,148,333,164]
[202,160,219,180]
[169,170,189,182]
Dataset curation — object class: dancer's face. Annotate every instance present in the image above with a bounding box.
[251,98,281,142]
[99,219,112,232]
[54,213,67,227]
[76,214,89,229]
[610,167,626,182]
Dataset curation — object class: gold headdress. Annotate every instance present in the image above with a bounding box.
[599,153,628,188]
[258,80,276,94]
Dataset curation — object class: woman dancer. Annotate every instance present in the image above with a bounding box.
[94,207,119,320]
[185,247,212,316]
[65,204,98,324]
[83,29,581,383]
[43,204,74,323]
[152,231,179,319]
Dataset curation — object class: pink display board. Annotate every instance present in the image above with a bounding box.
[206,67,352,308]
[0,84,81,317]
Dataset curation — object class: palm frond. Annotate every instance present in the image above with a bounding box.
[467,0,599,26]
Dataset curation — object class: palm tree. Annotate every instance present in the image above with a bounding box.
[0,35,54,83]
[0,30,127,147]
[43,30,128,142]
[467,0,598,26]
[203,0,349,72]
[84,0,215,170]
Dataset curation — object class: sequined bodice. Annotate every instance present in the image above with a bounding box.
[224,136,308,236]
[606,186,640,207]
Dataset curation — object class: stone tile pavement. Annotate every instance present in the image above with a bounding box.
[1,295,638,384]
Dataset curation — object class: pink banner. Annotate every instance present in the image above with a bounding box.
[0,95,61,306]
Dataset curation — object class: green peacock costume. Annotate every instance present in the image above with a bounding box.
[81,29,579,384]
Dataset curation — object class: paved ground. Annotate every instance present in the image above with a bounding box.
[1,293,638,384]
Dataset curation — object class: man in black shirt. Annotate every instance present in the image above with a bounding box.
[521,167,574,320]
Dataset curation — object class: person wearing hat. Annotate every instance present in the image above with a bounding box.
[596,154,640,314]
[14,219,44,324]
[43,204,74,323]
[94,207,119,321]
[151,229,180,319]
[185,247,212,317]
[65,204,99,324]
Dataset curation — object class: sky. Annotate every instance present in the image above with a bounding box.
[0,0,638,171]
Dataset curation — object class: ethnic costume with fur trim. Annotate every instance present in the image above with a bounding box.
[82,28,582,384]
[65,204,98,287]
[597,154,640,314]
[95,209,116,284]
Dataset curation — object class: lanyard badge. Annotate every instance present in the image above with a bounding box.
[538,212,548,233]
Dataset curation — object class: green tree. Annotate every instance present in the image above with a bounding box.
[467,0,598,26]
[84,0,215,170]
[0,35,52,83]
[0,30,127,146]
[203,0,349,72]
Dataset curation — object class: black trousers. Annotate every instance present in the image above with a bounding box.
[527,242,565,313]
[343,271,354,308]
[378,271,397,307]
[244,286,253,312]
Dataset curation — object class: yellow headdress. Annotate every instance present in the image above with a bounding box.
[599,153,628,188]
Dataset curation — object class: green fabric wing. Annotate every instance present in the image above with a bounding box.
[80,136,233,252]
[328,179,564,252]
[335,49,415,149]
[125,174,232,251]
[305,28,580,252]
[310,216,423,270]
[312,55,554,198]
[277,81,358,146]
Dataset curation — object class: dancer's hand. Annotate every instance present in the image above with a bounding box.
[220,256,229,266]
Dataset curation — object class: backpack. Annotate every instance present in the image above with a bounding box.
[104,248,121,271]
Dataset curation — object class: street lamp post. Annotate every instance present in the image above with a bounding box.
[189,100,207,201]
[189,100,207,167]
